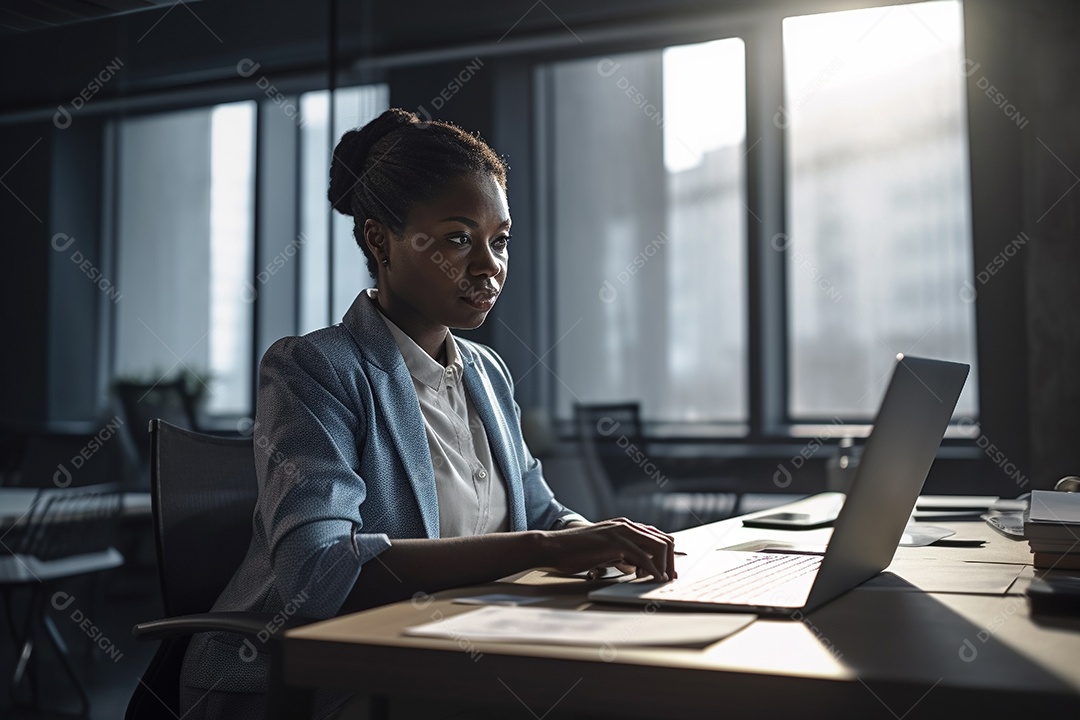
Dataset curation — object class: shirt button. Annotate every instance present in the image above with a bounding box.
[476,469,487,479]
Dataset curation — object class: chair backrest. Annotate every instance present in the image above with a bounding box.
[574,402,645,495]
[126,421,257,720]
[150,419,257,618]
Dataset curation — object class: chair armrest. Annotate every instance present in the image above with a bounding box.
[132,612,319,720]
[132,611,313,642]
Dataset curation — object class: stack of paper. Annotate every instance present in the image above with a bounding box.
[1025,491,1080,569]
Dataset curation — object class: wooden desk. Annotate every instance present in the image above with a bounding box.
[283,509,1080,719]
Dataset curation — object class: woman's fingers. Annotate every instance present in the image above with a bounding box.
[548,517,677,581]
[605,519,673,581]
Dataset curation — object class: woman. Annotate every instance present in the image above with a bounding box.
[179,108,675,719]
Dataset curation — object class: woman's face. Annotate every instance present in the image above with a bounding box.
[374,173,511,338]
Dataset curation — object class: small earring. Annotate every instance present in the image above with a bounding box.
[381,259,389,267]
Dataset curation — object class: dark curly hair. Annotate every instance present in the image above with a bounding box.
[328,108,508,277]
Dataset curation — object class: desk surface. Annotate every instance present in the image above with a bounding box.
[0,488,151,528]
[284,502,1080,719]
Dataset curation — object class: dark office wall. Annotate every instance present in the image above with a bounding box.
[1019,1,1080,487]
[0,124,52,426]
[48,118,109,422]
[965,0,1080,491]
[1,119,109,427]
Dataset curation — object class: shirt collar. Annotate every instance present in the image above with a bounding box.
[365,288,462,391]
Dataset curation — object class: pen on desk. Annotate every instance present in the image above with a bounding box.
[675,551,687,556]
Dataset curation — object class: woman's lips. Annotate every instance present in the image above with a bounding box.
[462,290,498,310]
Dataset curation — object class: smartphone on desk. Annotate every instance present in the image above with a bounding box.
[741,511,837,530]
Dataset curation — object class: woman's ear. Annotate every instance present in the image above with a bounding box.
[363,219,390,267]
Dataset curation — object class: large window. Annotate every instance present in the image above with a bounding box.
[545,38,748,425]
[114,102,255,416]
[542,0,978,432]
[784,1,978,420]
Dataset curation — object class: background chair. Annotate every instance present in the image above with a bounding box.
[0,484,124,716]
[113,379,200,491]
[125,420,313,720]
[573,403,738,531]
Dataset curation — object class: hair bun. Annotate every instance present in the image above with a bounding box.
[329,108,419,216]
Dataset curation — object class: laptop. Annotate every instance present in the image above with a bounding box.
[588,354,969,616]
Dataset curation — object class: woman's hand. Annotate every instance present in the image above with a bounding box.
[539,518,677,582]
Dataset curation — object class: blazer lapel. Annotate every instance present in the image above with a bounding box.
[342,293,440,538]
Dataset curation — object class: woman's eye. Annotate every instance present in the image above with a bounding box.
[447,233,471,246]
[492,234,512,251]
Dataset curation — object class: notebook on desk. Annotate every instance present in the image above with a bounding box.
[589,354,969,616]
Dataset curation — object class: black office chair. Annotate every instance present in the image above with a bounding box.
[125,420,313,720]
[0,484,124,716]
[574,403,738,531]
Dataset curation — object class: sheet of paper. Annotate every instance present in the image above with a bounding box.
[451,594,550,606]
[900,524,956,547]
[404,606,755,647]
[1029,490,1080,524]
[916,495,999,511]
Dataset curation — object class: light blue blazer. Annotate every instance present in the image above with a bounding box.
[180,292,577,699]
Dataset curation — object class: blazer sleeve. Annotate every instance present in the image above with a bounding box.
[252,335,391,619]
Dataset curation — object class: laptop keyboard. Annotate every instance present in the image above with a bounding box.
[652,552,823,606]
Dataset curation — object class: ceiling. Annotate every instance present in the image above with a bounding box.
[0,0,201,36]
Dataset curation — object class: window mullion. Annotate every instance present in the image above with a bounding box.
[744,16,788,441]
